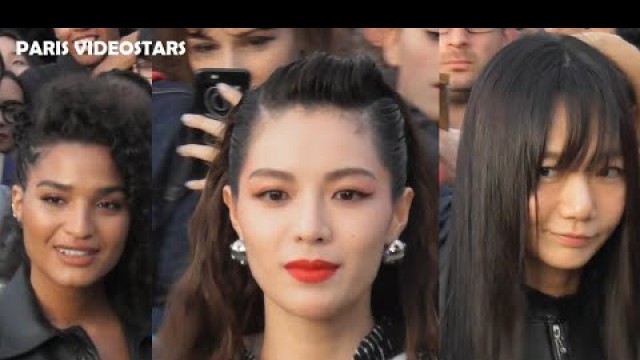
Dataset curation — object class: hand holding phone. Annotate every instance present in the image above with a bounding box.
[193,68,251,119]
[166,69,251,197]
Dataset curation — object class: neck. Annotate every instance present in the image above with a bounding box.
[524,255,583,297]
[259,292,374,360]
[30,267,114,329]
[448,103,467,130]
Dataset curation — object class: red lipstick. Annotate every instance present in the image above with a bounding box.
[284,260,339,284]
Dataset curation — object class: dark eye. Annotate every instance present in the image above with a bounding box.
[597,166,624,178]
[191,42,218,53]
[97,200,125,211]
[260,190,288,201]
[539,167,558,178]
[333,190,370,201]
[425,30,440,41]
[247,36,275,46]
[42,196,65,206]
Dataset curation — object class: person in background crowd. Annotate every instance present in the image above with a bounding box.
[437,28,517,185]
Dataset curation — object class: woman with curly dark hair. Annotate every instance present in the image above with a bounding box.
[0,73,151,360]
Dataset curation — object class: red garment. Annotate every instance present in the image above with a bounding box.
[152,71,166,82]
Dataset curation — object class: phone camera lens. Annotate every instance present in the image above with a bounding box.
[204,86,230,117]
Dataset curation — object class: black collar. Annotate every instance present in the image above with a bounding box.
[0,265,149,358]
[242,318,404,360]
[0,265,57,358]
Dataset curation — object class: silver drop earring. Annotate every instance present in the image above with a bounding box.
[382,239,406,264]
[230,238,247,265]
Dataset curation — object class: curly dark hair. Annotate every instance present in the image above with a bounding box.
[13,73,151,332]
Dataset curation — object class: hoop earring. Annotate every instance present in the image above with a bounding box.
[382,239,406,264]
[230,238,247,265]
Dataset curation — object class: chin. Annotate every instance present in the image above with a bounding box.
[279,294,344,320]
[543,253,594,271]
[51,269,106,289]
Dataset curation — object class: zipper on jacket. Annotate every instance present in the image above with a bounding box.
[550,323,569,360]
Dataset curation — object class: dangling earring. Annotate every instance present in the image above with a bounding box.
[11,203,18,221]
[230,238,247,265]
[382,239,406,264]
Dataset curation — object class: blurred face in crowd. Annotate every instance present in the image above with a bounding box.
[0,75,24,152]
[382,28,440,120]
[438,28,517,92]
[0,36,30,76]
[223,106,412,320]
[527,104,625,283]
[545,28,616,36]
[185,28,302,87]
[53,28,120,66]
[12,143,130,290]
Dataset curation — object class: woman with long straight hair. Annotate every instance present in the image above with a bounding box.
[442,32,640,360]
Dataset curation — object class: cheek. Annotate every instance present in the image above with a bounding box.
[596,186,626,229]
[528,193,539,226]
[103,215,130,253]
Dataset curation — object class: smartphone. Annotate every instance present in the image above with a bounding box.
[192,68,251,119]
[165,69,251,202]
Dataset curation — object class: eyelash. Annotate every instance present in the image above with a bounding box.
[246,35,275,47]
[40,196,126,212]
[333,190,371,201]
[538,166,625,179]
[42,195,65,206]
[424,30,440,41]
[256,189,372,202]
[190,42,218,53]
[596,166,625,178]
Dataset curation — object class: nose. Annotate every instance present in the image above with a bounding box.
[558,173,596,220]
[445,28,470,47]
[294,194,331,244]
[218,47,240,69]
[64,202,94,240]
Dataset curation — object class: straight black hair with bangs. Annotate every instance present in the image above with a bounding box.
[442,32,640,360]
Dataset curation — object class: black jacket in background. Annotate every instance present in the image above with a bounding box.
[151,80,199,333]
[0,266,151,359]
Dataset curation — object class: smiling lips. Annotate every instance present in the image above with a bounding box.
[284,260,339,283]
[553,233,594,248]
[54,246,100,267]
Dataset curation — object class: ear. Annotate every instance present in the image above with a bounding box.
[381,28,402,67]
[222,185,243,239]
[11,184,24,222]
[387,187,414,244]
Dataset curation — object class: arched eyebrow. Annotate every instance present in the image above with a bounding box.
[36,180,126,196]
[248,167,377,182]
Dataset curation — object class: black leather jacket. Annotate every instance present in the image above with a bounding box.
[523,286,604,360]
[0,266,151,359]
